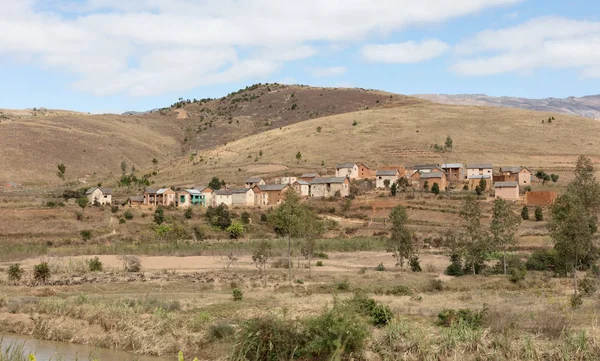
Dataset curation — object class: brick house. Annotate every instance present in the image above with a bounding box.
[375,170,399,189]
[499,166,532,187]
[245,178,265,188]
[467,164,493,179]
[494,182,520,201]
[357,163,375,179]
[85,187,112,205]
[441,163,465,182]
[156,188,177,206]
[300,173,321,182]
[467,175,493,190]
[253,184,290,206]
[419,172,447,190]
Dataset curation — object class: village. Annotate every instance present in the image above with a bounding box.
[84,162,558,209]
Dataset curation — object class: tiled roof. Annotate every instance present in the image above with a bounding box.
[376,170,399,176]
[157,188,173,194]
[494,182,519,188]
[295,180,310,185]
[499,166,529,174]
[467,164,493,169]
[145,187,158,194]
[128,195,144,202]
[311,177,348,184]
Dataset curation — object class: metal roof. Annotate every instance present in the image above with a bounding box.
[441,163,463,168]
[85,187,112,195]
[335,163,356,169]
[295,180,310,185]
[467,164,493,169]
[145,187,158,194]
[494,181,519,188]
[231,188,252,194]
[156,188,172,194]
[467,174,492,179]
[215,190,233,195]
[257,184,289,191]
[376,170,399,176]
[245,178,263,183]
[420,172,445,179]
[185,189,202,195]
[311,177,348,184]
[301,172,320,178]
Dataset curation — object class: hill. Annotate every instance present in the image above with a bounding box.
[152,101,600,187]
[413,93,600,120]
[0,84,419,186]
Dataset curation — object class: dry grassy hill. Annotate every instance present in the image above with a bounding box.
[153,101,600,187]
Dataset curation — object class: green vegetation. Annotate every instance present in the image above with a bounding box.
[206,204,232,229]
[521,205,529,220]
[87,256,103,272]
[33,262,50,284]
[232,288,243,301]
[7,263,24,282]
[386,205,413,268]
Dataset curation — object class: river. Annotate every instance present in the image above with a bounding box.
[0,333,171,361]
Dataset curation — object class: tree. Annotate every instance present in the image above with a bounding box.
[390,182,397,197]
[57,163,66,180]
[252,240,272,286]
[208,177,222,190]
[567,155,600,231]
[535,170,551,185]
[444,136,453,150]
[521,205,530,220]
[184,207,193,219]
[534,206,544,221]
[383,179,391,188]
[490,198,521,274]
[431,182,440,195]
[76,197,88,213]
[423,181,429,191]
[226,220,245,239]
[475,178,487,196]
[296,152,302,161]
[551,174,560,183]
[206,204,232,229]
[301,238,316,279]
[398,177,409,191]
[386,205,413,268]
[550,193,594,293]
[268,190,323,279]
[457,197,489,274]
[154,207,165,225]
[120,160,127,175]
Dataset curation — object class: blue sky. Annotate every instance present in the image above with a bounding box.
[1,0,599,113]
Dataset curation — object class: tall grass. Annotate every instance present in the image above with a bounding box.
[0,339,27,361]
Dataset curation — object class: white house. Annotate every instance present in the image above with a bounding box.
[279,176,298,185]
[375,170,399,189]
[214,190,233,207]
[335,163,359,179]
[292,180,311,196]
[244,178,265,188]
[466,164,493,179]
[85,187,112,205]
[231,188,255,206]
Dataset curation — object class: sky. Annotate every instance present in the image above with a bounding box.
[1,0,600,113]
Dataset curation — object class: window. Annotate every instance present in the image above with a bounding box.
[180,196,185,203]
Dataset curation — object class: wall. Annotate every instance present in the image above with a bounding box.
[376,175,397,189]
[495,186,520,201]
[525,191,557,206]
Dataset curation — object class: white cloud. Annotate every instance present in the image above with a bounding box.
[0,0,521,96]
[308,66,347,77]
[452,16,600,77]
[362,40,449,63]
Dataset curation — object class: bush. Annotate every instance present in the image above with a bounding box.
[526,249,558,271]
[7,263,24,282]
[431,183,440,195]
[349,294,393,326]
[260,213,268,222]
[241,211,250,224]
[521,205,529,220]
[316,261,324,267]
[121,255,141,272]
[232,316,301,361]
[208,322,235,341]
[87,257,103,272]
[570,293,583,309]
[410,256,422,272]
[119,218,126,224]
[437,308,485,329]
[124,210,133,220]
[184,207,193,219]
[385,285,413,296]
[314,252,329,259]
[154,207,165,225]
[80,230,92,241]
[34,262,51,283]
[226,220,245,239]
[578,276,597,296]
[534,206,543,221]
[232,288,243,301]
[445,254,464,276]
[193,226,205,240]
[428,279,444,292]
[375,262,386,272]
[510,267,527,283]
[335,280,350,291]
[272,258,291,269]
[76,211,83,220]
[206,204,232,229]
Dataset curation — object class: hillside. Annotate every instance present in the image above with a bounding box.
[0,84,418,186]
[414,93,600,120]
[152,102,600,187]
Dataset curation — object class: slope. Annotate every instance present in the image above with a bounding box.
[152,102,600,187]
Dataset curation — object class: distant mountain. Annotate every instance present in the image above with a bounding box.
[413,94,600,120]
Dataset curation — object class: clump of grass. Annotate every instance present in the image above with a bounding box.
[87,256,103,272]
[232,288,243,301]
[208,321,235,341]
[189,311,211,332]
[316,261,324,267]
[385,285,413,296]
[437,308,485,329]
[33,262,50,284]
[7,264,24,282]
[375,262,386,272]
[335,280,350,291]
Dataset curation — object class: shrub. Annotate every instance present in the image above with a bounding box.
[410,256,422,272]
[431,183,440,195]
[184,207,193,219]
[124,210,133,220]
[316,126,322,133]
[445,254,464,276]
[375,262,386,272]
[570,293,583,309]
[428,279,444,292]
[437,308,485,329]
[80,230,92,241]
[34,262,51,283]
[7,263,24,282]
[87,257,103,272]
[352,120,358,126]
[208,322,235,341]
[121,255,141,272]
[272,258,291,269]
[260,213,268,222]
[76,212,83,220]
[193,226,205,241]
[154,207,165,225]
[111,205,119,213]
[526,249,557,271]
[232,316,301,361]
[521,205,529,220]
[314,252,329,259]
[335,280,350,291]
[316,261,324,267]
[206,204,232,229]
[385,285,413,296]
[578,276,597,296]
[534,206,543,221]
[119,218,126,224]
[240,211,250,224]
[232,288,243,301]
[349,294,393,326]
[226,220,245,239]
[509,267,527,283]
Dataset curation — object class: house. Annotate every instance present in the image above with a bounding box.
[214,190,233,207]
[310,177,350,198]
[375,170,399,189]
[441,164,465,183]
[253,184,291,206]
[419,172,447,190]
[494,182,520,201]
[231,188,255,206]
[192,185,214,207]
[156,188,176,206]
[411,164,442,173]
[245,178,265,188]
[357,163,375,179]
[525,191,558,206]
[300,173,321,182]
[85,187,112,205]
[143,188,159,206]
[279,176,298,185]
[335,163,359,179]
[378,165,406,178]
[177,189,208,208]
[127,195,144,206]
[292,180,311,196]
[499,166,532,187]
[467,175,493,190]
[467,164,493,179]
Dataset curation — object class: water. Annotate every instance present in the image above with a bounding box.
[0,333,171,361]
